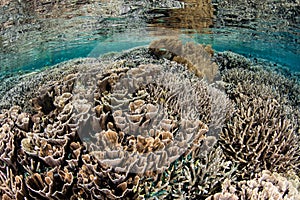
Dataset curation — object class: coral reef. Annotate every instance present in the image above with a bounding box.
[206,170,300,200]
[1,46,299,199]
[138,136,236,199]
[218,53,300,180]
[0,47,232,199]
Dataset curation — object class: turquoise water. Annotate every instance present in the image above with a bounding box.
[1,0,299,78]
[195,28,300,71]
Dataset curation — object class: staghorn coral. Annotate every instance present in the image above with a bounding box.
[220,97,300,179]
[218,54,300,179]
[222,67,300,108]
[138,136,236,199]
[206,170,300,200]
[207,86,234,137]
[223,67,300,140]
[149,38,219,82]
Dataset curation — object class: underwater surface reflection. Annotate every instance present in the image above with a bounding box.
[0,0,299,79]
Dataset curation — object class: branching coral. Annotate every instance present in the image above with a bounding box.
[222,67,300,108]
[138,136,236,199]
[220,97,299,179]
[206,170,300,200]
[219,55,300,180]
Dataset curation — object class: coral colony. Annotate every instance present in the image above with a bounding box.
[0,39,299,199]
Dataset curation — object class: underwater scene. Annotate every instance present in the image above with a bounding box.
[0,0,299,199]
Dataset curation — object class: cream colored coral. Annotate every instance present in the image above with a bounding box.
[207,170,300,200]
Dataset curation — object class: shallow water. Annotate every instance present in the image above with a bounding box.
[1,0,299,78]
[0,0,300,199]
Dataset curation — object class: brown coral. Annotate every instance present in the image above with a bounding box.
[0,169,26,200]
[71,63,213,175]
[149,38,219,82]
[0,123,16,171]
[25,167,74,200]
[76,154,140,199]
[20,135,69,167]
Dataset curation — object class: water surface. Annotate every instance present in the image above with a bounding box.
[1,0,299,79]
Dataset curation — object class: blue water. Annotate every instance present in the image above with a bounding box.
[2,30,299,79]
[195,28,300,71]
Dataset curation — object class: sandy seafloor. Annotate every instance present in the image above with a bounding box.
[0,43,299,199]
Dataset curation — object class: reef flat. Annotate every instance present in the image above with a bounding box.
[0,40,299,199]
